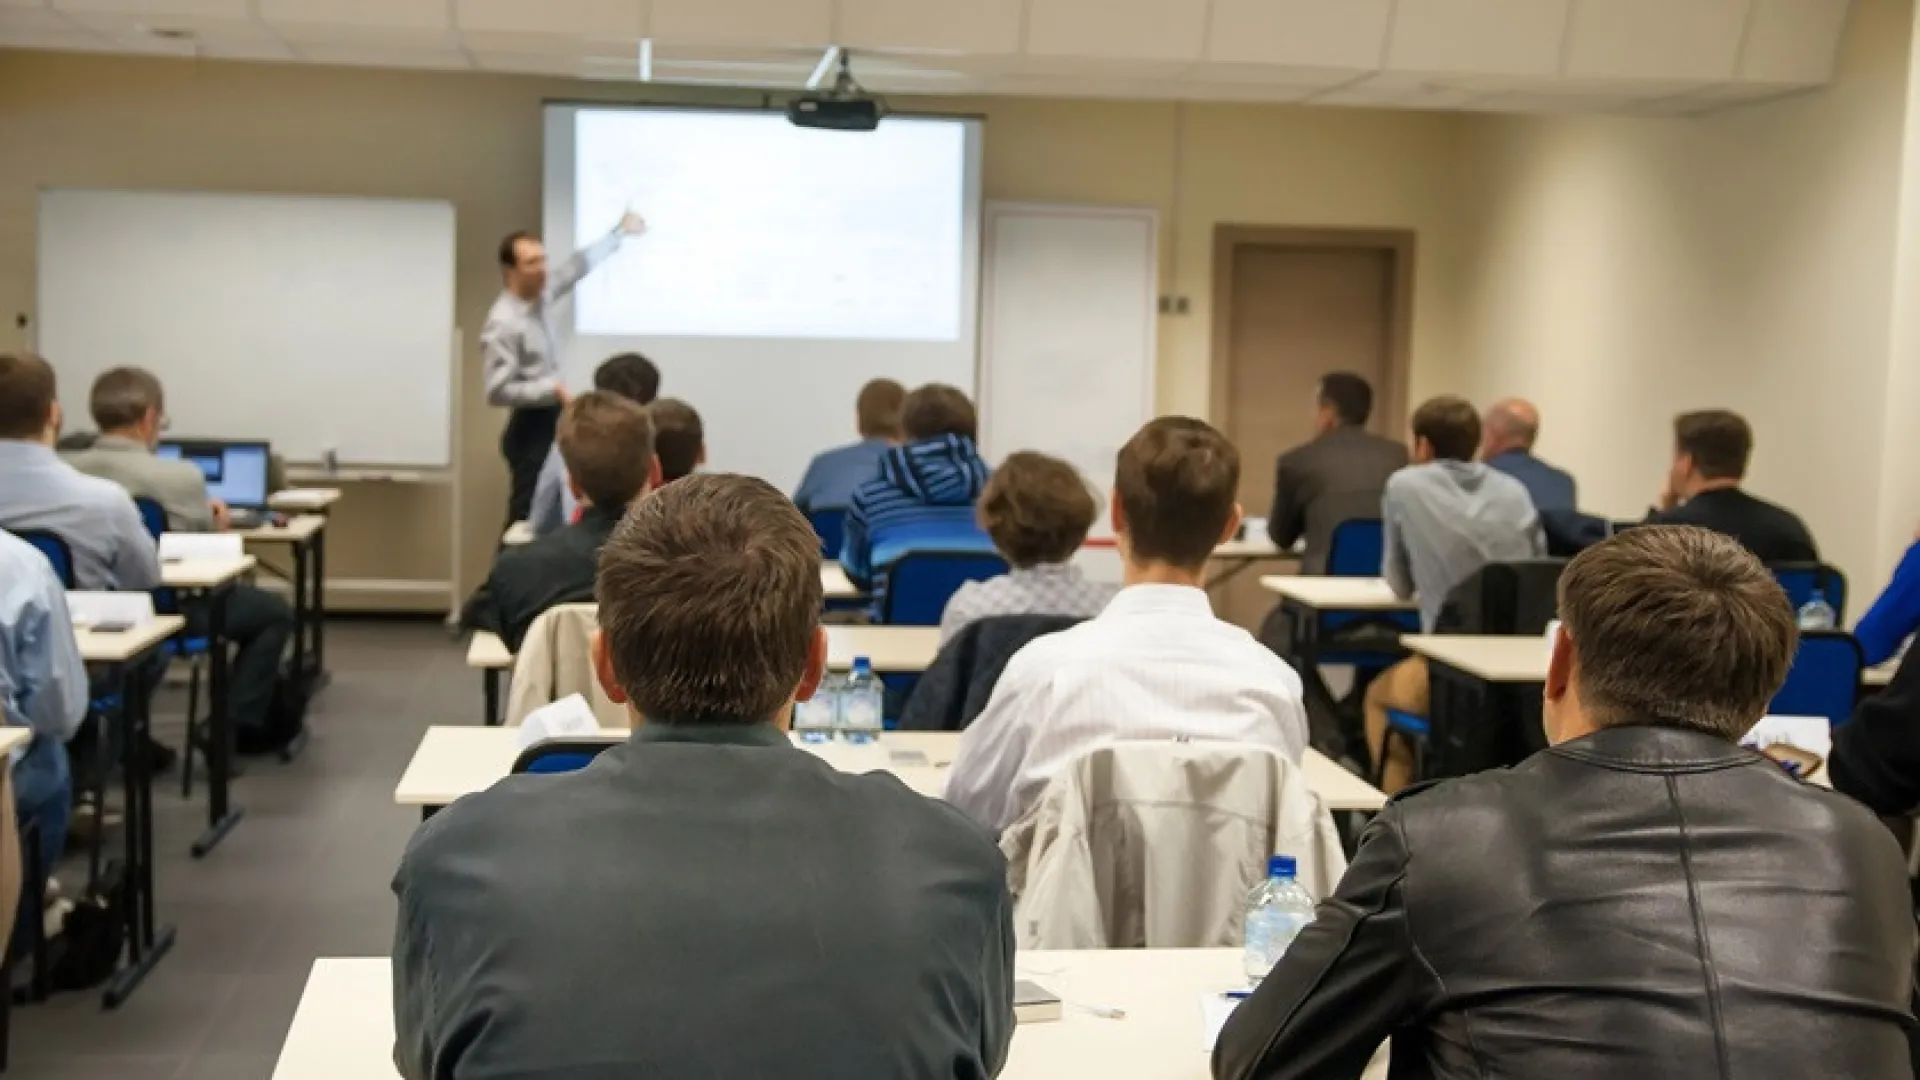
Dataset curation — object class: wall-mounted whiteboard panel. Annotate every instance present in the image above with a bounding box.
[980,203,1159,542]
[38,189,455,467]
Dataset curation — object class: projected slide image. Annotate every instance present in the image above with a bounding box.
[573,109,967,341]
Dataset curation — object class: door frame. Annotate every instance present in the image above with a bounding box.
[1208,225,1417,441]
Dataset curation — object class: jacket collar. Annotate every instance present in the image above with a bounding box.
[1549,722,1754,773]
[632,721,792,749]
[93,434,152,455]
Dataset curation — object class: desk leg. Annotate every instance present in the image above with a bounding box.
[483,670,501,727]
[277,537,314,763]
[309,528,329,688]
[192,584,245,857]
[104,654,176,1007]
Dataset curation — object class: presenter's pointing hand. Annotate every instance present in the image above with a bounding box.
[619,211,647,237]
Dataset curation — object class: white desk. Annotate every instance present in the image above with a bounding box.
[74,615,187,666]
[160,555,255,590]
[394,727,1385,813]
[274,952,1387,1080]
[269,488,342,514]
[234,516,330,695]
[501,520,534,547]
[466,632,514,726]
[1866,660,1898,687]
[0,729,28,759]
[233,515,325,544]
[821,562,860,600]
[159,556,253,855]
[826,625,940,671]
[1260,576,1415,612]
[1400,635,1549,683]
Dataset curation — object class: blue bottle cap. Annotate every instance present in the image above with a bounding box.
[1269,855,1297,879]
[852,655,873,674]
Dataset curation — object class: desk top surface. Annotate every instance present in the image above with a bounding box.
[465,632,513,670]
[273,952,1387,1080]
[462,623,939,673]
[1400,634,1552,683]
[501,521,534,547]
[267,488,341,512]
[233,515,325,543]
[75,614,187,664]
[1260,576,1415,611]
[1212,537,1295,561]
[161,555,256,589]
[1865,660,1898,687]
[820,563,860,600]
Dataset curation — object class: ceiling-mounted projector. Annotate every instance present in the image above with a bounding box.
[789,48,885,132]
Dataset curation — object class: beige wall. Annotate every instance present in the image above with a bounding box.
[0,50,1475,604]
[1451,0,1915,598]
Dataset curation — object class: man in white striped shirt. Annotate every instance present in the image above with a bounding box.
[945,418,1310,834]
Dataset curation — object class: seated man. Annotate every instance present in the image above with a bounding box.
[394,474,1013,1078]
[938,451,1115,645]
[1215,526,1918,1079]
[840,383,996,614]
[0,528,87,886]
[794,377,904,513]
[946,418,1309,834]
[1268,372,1407,574]
[528,352,658,538]
[1648,409,1817,563]
[64,367,299,752]
[1479,397,1576,512]
[1365,395,1544,791]
[649,397,705,484]
[465,391,658,652]
[1833,645,1920,816]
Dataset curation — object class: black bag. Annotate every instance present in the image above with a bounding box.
[236,672,309,756]
[50,865,126,992]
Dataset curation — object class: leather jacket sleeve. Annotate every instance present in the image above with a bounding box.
[1213,805,1439,1080]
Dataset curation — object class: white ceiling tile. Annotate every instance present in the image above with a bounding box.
[1175,80,1325,103]
[1565,0,1749,82]
[1737,0,1848,84]
[649,0,832,48]
[471,50,590,75]
[261,0,450,33]
[270,21,456,48]
[1311,70,1488,107]
[196,35,297,60]
[54,0,249,16]
[293,41,472,69]
[0,25,104,49]
[1475,90,1643,113]
[459,29,638,56]
[0,5,75,29]
[1182,61,1367,89]
[1207,0,1392,67]
[0,0,54,9]
[1011,51,1194,77]
[837,0,1021,56]
[456,0,641,38]
[1386,0,1570,76]
[1027,0,1208,63]
[986,72,1183,100]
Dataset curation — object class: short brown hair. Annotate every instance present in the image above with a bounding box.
[856,378,905,439]
[557,391,655,511]
[1411,395,1480,461]
[1559,525,1796,740]
[593,353,660,405]
[1675,410,1752,481]
[90,367,165,431]
[1114,417,1240,570]
[0,353,57,440]
[902,384,977,442]
[979,452,1098,568]
[596,474,823,724]
[650,398,704,484]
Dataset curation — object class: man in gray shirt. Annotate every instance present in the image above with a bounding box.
[1367,395,1543,791]
[486,212,645,524]
[393,475,1014,1080]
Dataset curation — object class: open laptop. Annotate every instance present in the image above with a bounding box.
[156,439,272,528]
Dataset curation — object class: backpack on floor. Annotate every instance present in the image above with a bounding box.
[50,863,126,992]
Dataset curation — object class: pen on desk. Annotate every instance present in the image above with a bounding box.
[1223,990,1253,1001]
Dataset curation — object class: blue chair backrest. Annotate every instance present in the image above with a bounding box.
[1327,519,1385,578]
[16,531,76,589]
[807,508,847,561]
[511,738,618,775]
[881,551,1010,626]
[1769,631,1864,727]
[1771,563,1848,623]
[133,497,166,541]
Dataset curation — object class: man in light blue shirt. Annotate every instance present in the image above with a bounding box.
[527,353,659,538]
[794,378,904,513]
[0,528,87,878]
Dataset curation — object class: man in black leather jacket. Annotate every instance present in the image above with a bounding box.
[1216,525,1918,1080]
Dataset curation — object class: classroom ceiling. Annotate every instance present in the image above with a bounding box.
[0,0,1854,117]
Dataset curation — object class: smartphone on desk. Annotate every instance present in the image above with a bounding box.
[91,621,134,634]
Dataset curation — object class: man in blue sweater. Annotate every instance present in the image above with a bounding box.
[840,384,994,616]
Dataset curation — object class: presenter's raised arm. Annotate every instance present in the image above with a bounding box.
[547,212,647,302]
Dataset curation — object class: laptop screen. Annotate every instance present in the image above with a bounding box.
[156,441,271,509]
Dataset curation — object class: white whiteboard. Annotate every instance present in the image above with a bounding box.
[979,203,1159,541]
[38,189,455,467]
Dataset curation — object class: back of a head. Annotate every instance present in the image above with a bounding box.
[978,452,1098,569]
[557,391,655,511]
[1319,373,1373,427]
[1560,525,1795,740]
[596,474,823,724]
[856,378,906,440]
[1114,417,1240,570]
[901,384,977,443]
[1484,399,1540,451]
[1674,409,1752,481]
[1412,395,1481,462]
[593,352,661,406]
[650,398,704,484]
[90,366,164,431]
[0,353,57,441]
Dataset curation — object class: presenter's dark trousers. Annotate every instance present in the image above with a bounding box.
[501,404,561,526]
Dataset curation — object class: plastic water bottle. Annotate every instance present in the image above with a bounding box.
[840,657,883,744]
[793,673,839,744]
[1797,590,1837,631]
[1242,856,1317,985]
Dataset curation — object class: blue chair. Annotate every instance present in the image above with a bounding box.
[512,738,618,775]
[807,508,848,561]
[131,499,217,796]
[1771,563,1848,623]
[1321,518,1418,663]
[879,551,1009,626]
[14,531,75,589]
[1375,708,1430,788]
[1769,631,1864,727]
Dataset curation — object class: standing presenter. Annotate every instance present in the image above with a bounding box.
[484,211,646,524]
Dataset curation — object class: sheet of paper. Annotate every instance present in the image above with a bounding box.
[1742,714,1832,759]
[1200,993,1244,1051]
[515,694,604,749]
[66,591,156,628]
[158,533,244,561]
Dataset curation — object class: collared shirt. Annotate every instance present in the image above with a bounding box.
[1382,460,1545,632]
[1485,449,1579,514]
[794,438,892,513]
[482,230,623,410]
[463,504,625,651]
[938,562,1117,646]
[0,441,160,591]
[945,584,1310,833]
[0,529,87,762]
[63,433,216,532]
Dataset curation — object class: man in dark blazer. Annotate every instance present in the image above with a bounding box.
[1268,373,1408,575]
[394,475,1014,1080]
[1480,398,1577,512]
[1646,409,1818,565]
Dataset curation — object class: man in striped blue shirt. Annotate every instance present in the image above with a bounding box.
[839,384,995,615]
